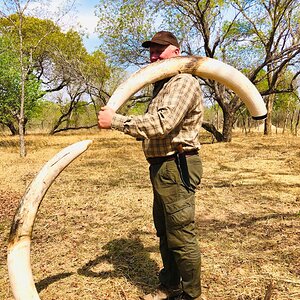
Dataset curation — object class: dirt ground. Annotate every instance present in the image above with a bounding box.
[0,130,299,300]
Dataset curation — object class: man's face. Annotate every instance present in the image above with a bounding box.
[149,43,180,63]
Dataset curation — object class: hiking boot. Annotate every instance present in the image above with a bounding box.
[141,284,182,300]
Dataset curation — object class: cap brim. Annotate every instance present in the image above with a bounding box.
[142,40,171,48]
[142,41,151,48]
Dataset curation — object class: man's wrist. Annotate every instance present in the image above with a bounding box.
[111,114,128,132]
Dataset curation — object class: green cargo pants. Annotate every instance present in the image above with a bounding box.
[149,154,203,299]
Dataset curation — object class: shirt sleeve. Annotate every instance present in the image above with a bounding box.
[111,74,199,139]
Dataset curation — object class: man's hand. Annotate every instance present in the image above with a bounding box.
[98,106,115,129]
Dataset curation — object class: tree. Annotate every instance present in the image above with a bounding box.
[95,0,300,142]
[0,1,113,151]
[0,0,82,155]
[272,88,299,133]
[0,36,20,135]
[0,1,35,156]
[231,0,300,135]
[0,34,43,136]
[48,49,111,134]
[95,0,154,67]
[1,1,58,155]
[158,0,300,139]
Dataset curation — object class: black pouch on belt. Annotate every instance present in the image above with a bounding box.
[175,145,194,192]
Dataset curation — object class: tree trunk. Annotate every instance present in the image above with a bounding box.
[18,9,26,157]
[282,112,287,134]
[215,106,220,130]
[202,122,224,142]
[2,121,18,135]
[222,111,235,142]
[264,94,275,135]
[295,109,300,136]
[18,117,26,157]
[202,108,236,142]
[290,110,295,133]
[66,110,73,129]
[240,114,247,134]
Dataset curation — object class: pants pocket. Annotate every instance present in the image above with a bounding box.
[164,195,195,230]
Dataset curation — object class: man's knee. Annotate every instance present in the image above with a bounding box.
[166,222,198,249]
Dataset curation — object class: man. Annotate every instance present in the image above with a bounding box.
[98,31,204,300]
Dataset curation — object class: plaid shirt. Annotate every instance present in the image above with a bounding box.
[111,73,203,158]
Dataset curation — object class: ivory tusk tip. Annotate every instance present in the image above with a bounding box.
[79,139,93,147]
[252,114,267,120]
[85,140,93,148]
[69,139,93,153]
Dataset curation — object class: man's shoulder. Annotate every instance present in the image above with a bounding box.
[168,73,199,86]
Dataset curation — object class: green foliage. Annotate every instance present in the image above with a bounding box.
[0,14,104,89]
[273,71,299,112]
[79,50,111,87]
[127,101,148,115]
[28,100,62,129]
[0,36,43,126]
[95,0,154,66]
[0,14,60,54]
[27,99,97,131]
[0,13,112,133]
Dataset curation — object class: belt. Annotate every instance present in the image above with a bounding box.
[147,149,198,165]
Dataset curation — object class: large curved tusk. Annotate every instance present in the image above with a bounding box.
[107,56,267,119]
[7,140,93,300]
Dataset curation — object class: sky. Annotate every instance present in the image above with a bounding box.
[18,0,102,53]
[74,0,101,52]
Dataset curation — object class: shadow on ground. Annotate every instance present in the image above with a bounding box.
[35,236,159,294]
[36,272,74,292]
[77,235,159,293]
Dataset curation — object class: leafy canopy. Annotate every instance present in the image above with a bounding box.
[0,36,43,124]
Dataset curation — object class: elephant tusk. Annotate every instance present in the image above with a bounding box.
[7,140,93,300]
[107,56,267,120]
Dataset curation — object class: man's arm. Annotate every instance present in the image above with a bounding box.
[98,74,201,138]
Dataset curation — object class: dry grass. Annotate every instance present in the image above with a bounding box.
[0,130,299,300]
